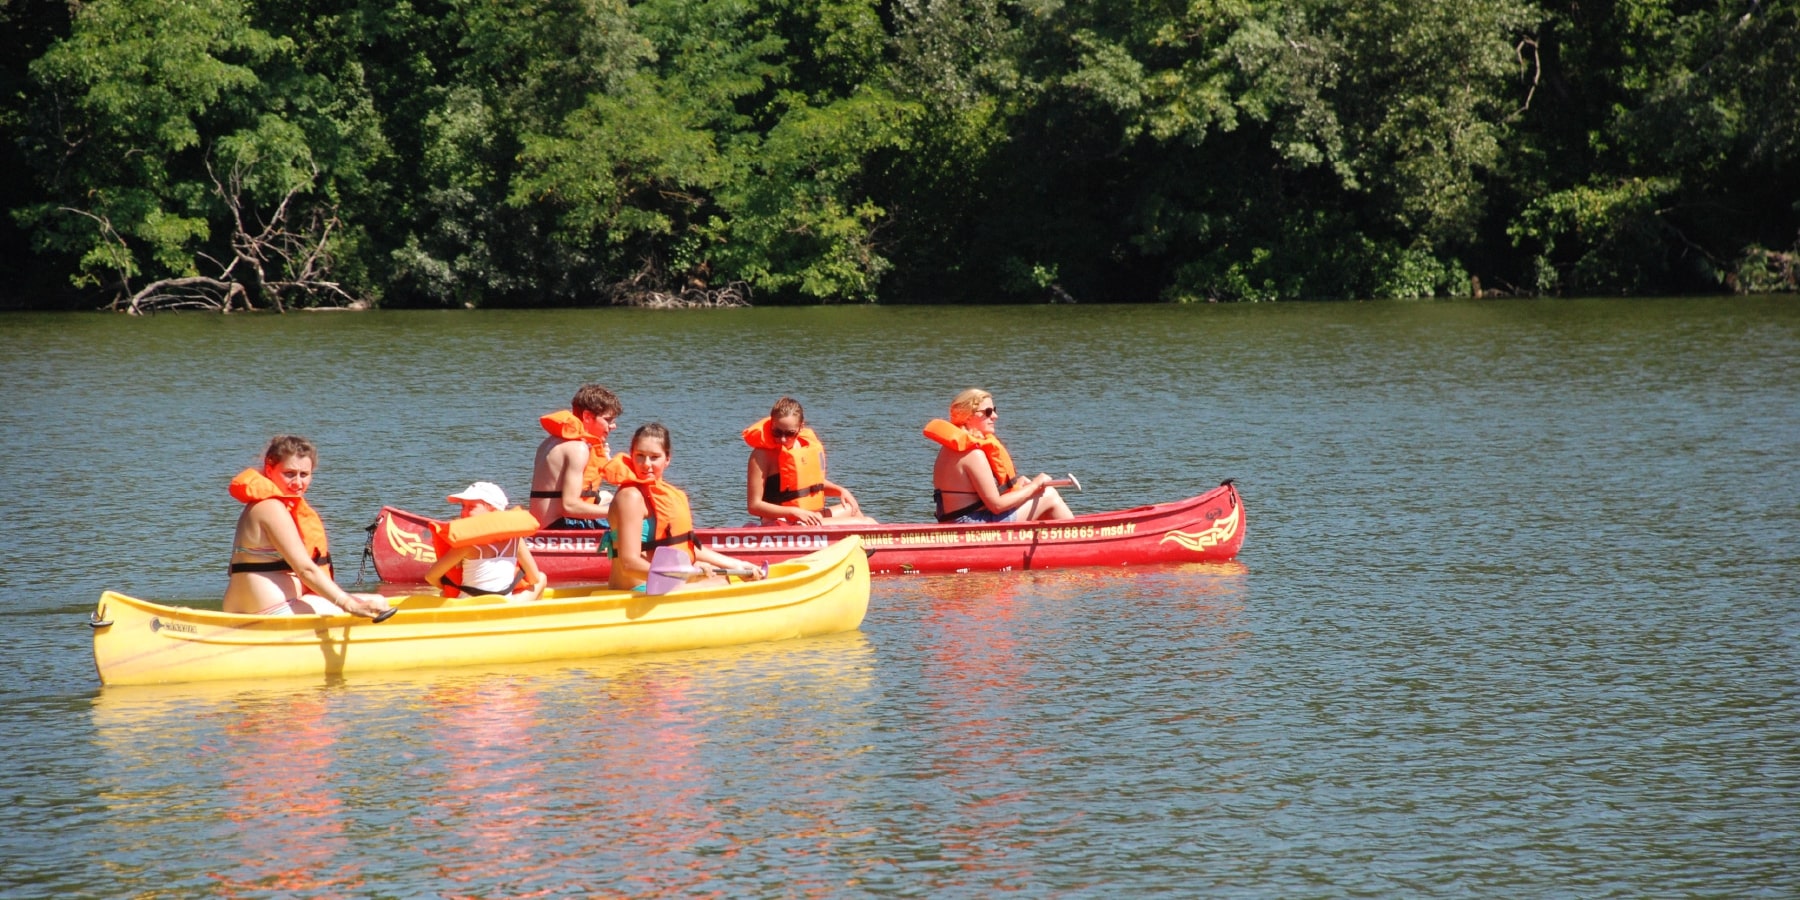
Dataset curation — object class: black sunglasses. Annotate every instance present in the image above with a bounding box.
[772,426,801,439]
[973,407,997,418]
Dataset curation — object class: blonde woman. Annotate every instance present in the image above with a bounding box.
[924,389,1073,523]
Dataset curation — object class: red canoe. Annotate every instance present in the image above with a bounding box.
[365,481,1245,583]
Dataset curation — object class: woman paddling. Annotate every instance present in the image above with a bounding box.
[926,389,1074,523]
[224,435,394,619]
[604,423,765,591]
[744,396,878,526]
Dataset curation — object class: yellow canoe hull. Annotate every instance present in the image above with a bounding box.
[92,537,870,686]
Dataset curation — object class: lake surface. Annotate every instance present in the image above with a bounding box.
[1,298,1796,896]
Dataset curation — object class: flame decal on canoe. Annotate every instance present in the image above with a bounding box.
[385,514,438,563]
[1159,504,1242,553]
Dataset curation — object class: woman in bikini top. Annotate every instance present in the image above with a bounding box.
[223,435,393,619]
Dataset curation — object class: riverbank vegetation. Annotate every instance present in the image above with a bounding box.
[3,0,1794,310]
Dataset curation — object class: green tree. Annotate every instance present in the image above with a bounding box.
[876,0,1536,302]
[17,0,385,310]
[1509,0,1799,294]
[384,0,656,306]
[8,0,1789,308]
[873,0,1028,301]
[508,0,916,303]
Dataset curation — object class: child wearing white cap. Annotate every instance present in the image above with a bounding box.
[424,482,548,601]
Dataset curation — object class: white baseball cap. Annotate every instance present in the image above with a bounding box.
[446,481,508,510]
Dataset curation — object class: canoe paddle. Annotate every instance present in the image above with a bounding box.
[646,546,767,595]
[652,564,767,579]
[1046,473,1082,491]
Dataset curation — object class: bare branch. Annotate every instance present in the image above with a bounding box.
[1512,36,1541,119]
[123,275,247,315]
[56,206,136,307]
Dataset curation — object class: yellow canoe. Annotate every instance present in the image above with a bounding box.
[92,537,870,686]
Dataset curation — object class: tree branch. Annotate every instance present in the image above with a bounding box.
[1511,36,1541,119]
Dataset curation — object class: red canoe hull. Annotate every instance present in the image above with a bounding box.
[367,482,1245,582]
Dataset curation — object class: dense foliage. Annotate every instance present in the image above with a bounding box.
[3,0,1794,308]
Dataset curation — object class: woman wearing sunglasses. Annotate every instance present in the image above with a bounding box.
[925,388,1074,523]
[743,396,879,526]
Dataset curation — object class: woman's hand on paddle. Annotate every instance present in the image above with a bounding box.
[697,548,764,581]
[342,593,395,619]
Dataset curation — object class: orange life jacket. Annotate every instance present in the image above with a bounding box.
[605,454,698,559]
[439,507,541,549]
[539,409,611,498]
[429,508,540,597]
[743,418,827,512]
[923,418,1017,485]
[229,468,331,576]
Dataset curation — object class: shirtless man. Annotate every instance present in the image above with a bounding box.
[529,384,622,529]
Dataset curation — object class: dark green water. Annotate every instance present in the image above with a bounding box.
[2,298,1796,896]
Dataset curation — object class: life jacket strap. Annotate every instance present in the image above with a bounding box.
[766,482,825,504]
[441,571,525,598]
[530,489,602,500]
[646,530,696,551]
[932,490,985,523]
[227,552,331,575]
[229,559,293,574]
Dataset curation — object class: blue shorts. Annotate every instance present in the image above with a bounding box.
[951,505,1025,525]
[548,517,609,530]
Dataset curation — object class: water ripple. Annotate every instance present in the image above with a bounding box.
[1,299,1796,896]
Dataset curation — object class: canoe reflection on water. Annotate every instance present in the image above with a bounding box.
[86,633,878,893]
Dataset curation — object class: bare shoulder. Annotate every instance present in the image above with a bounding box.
[955,449,994,484]
[248,497,298,532]
[532,435,562,461]
[614,484,648,509]
[535,436,587,471]
[248,496,287,519]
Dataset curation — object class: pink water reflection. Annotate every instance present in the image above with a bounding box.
[413,679,549,892]
[208,693,367,897]
[89,634,882,895]
[916,574,1043,889]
